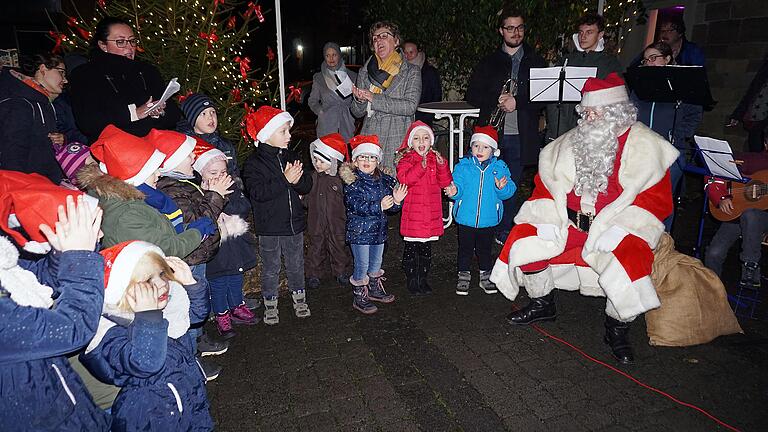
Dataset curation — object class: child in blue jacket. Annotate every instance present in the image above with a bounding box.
[445,126,516,296]
[80,240,213,432]
[0,191,110,432]
[340,135,408,315]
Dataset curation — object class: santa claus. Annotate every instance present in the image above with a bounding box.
[491,73,678,364]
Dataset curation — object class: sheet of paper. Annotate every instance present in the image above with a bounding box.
[529,66,597,102]
[336,72,353,97]
[144,78,180,115]
[693,135,743,180]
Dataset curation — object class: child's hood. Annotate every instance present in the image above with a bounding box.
[77,164,145,201]
[339,162,358,185]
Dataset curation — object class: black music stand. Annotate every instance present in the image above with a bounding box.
[530,64,596,140]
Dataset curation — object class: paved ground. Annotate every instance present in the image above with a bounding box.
[206,187,768,432]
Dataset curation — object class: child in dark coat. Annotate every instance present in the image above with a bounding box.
[198,153,259,338]
[305,133,353,290]
[0,186,110,432]
[178,92,240,177]
[242,106,313,325]
[80,241,213,432]
[340,135,408,315]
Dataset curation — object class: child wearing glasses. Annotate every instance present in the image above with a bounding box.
[444,126,516,296]
[340,135,408,314]
[242,106,313,325]
[395,121,452,295]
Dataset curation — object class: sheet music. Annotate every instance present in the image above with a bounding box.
[693,135,743,180]
[143,78,180,115]
[335,71,353,97]
[529,66,597,102]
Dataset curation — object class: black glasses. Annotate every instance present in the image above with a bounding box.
[106,39,140,48]
[501,24,525,33]
[371,32,394,42]
[641,54,665,65]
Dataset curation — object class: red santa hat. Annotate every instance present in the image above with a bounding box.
[398,120,435,151]
[144,129,197,174]
[470,125,500,157]
[0,170,57,231]
[580,72,629,108]
[100,240,165,305]
[191,137,228,174]
[0,186,99,254]
[90,125,166,186]
[249,105,294,144]
[350,135,382,160]
[310,133,348,163]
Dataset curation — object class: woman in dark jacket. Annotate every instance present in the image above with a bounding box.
[68,17,181,142]
[0,191,110,432]
[0,53,68,183]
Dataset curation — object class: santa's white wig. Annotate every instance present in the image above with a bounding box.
[572,101,638,198]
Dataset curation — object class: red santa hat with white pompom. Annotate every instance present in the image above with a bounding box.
[580,72,629,108]
[470,125,500,157]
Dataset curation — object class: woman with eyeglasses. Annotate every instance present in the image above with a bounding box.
[0,52,69,183]
[630,41,703,231]
[68,16,181,143]
[350,21,421,171]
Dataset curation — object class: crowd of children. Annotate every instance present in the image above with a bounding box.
[0,93,517,430]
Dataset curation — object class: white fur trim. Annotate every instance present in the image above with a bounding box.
[256,111,294,143]
[125,149,166,186]
[218,214,249,240]
[160,135,196,174]
[598,258,660,320]
[311,138,345,162]
[0,236,54,308]
[608,205,666,249]
[105,242,164,305]
[490,260,519,301]
[352,143,382,160]
[470,132,500,156]
[23,240,51,254]
[581,85,629,107]
[407,125,435,148]
[522,266,556,298]
[8,214,19,229]
[192,148,228,174]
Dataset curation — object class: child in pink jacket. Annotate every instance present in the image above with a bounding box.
[395,121,452,295]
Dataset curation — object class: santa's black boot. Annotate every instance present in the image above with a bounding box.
[604,316,634,365]
[506,292,556,325]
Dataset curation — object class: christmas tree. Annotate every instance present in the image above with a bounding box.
[50,0,280,160]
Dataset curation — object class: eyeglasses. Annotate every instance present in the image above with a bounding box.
[106,39,140,48]
[371,32,393,42]
[641,54,665,65]
[356,155,378,162]
[501,24,526,34]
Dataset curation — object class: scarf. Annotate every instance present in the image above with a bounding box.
[136,183,185,234]
[368,50,403,95]
[407,51,426,69]
[321,42,351,98]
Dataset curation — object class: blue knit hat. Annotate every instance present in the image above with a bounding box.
[181,93,216,124]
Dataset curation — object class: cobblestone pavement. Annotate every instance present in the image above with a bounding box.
[207,201,768,431]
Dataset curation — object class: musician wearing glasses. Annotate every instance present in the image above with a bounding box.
[351,21,421,171]
[629,41,703,231]
[465,7,546,245]
[545,13,623,142]
[69,16,181,142]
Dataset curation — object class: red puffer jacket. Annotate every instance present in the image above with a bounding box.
[396,149,453,239]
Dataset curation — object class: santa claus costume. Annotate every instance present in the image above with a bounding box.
[491,73,679,364]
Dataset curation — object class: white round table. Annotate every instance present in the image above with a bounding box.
[417,101,480,228]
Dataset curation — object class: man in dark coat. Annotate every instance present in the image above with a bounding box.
[465,7,547,243]
[403,40,443,125]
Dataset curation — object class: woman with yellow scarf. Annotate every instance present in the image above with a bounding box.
[351,21,422,171]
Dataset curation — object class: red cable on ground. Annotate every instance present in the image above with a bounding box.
[528,323,742,432]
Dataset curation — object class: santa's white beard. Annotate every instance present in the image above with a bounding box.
[572,102,637,198]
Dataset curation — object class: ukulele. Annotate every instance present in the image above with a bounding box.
[708,170,768,221]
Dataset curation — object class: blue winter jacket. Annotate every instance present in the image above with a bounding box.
[0,250,110,432]
[450,156,516,228]
[80,281,213,432]
[341,164,401,245]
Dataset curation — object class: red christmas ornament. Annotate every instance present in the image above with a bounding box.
[233,56,251,81]
[226,16,237,29]
[97,0,107,9]
[199,31,219,48]
[251,80,261,89]
[213,0,225,8]
[244,2,265,23]
[230,88,242,102]
[286,85,302,104]
[49,31,67,54]
[266,46,275,62]
[66,16,91,40]
[178,90,193,104]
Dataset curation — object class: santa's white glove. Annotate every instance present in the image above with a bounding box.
[592,226,629,253]
[534,224,562,242]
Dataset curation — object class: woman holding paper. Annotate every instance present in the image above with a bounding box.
[69,16,181,142]
[308,42,358,141]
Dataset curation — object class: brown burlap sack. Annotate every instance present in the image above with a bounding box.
[646,233,743,346]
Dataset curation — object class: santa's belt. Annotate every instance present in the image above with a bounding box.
[567,208,593,231]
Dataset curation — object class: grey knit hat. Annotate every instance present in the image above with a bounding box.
[181,93,216,124]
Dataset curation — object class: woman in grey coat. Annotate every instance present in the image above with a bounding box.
[351,21,421,170]
[308,42,358,141]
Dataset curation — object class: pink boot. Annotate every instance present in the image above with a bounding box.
[231,302,260,325]
[215,311,236,339]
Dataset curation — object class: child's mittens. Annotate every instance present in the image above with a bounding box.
[188,217,217,236]
[495,176,508,190]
